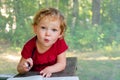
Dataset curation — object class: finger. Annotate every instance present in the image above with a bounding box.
[29,58,33,62]
[26,59,33,67]
[23,65,29,71]
[27,58,33,63]
[24,62,31,69]
[24,62,29,67]
[40,71,45,76]
[23,62,31,71]
[42,73,47,77]
[46,73,52,78]
[40,70,43,74]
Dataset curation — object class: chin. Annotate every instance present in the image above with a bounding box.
[44,44,52,47]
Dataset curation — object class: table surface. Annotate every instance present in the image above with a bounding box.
[7,75,79,80]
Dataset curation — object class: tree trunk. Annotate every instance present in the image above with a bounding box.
[92,0,100,25]
[71,0,79,34]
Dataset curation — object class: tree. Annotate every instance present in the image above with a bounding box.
[71,0,79,34]
[92,0,100,25]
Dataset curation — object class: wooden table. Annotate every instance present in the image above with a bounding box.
[0,57,78,80]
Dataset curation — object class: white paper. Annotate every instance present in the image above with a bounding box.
[7,75,43,80]
[43,76,79,80]
[7,75,79,80]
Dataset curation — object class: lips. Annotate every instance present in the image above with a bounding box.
[44,39,49,43]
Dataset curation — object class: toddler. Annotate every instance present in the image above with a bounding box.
[17,7,68,77]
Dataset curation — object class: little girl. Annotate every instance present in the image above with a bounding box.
[17,7,68,77]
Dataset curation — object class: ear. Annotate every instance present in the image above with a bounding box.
[58,33,64,39]
[33,25,37,34]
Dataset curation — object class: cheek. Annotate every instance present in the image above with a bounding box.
[56,31,62,37]
[36,29,44,37]
[53,33,61,39]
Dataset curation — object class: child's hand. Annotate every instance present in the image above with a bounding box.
[23,58,33,72]
[40,66,52,77]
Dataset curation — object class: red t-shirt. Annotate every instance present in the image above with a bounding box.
[21,36,68,71]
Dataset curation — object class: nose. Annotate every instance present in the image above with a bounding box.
[45,30,50,36]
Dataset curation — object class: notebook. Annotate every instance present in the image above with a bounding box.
[7,75,79,80]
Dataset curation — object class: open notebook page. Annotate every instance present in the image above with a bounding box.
[7,75,79,80]
[7,75,43,80]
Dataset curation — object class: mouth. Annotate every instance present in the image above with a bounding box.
[44,39,49,43]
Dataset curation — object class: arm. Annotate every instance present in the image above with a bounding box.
[17,57,33,74]
[40,52,66,77]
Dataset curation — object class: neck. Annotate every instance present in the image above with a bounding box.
[36,39,50,53]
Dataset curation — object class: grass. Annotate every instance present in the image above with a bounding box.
[76,51,120,80]
[0,40,21,74]
[0,50,20,74]
[0,42,120,80]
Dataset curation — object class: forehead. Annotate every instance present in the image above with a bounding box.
[44,15,60,21]
[40,15,60,24]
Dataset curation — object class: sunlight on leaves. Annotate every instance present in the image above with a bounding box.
[104,46,112,52]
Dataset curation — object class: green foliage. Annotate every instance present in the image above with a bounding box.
[67,22,120,52]
[0,0,120,52]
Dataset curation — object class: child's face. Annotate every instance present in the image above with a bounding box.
[34,16,62,47]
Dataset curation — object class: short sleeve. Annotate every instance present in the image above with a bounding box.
[21,36,36,59]
[21,46,32,59]
[56,38,68,55]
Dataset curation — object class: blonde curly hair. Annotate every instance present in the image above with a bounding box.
[32,7,67,36]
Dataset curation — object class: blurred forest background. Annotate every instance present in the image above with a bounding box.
[0,0,120,51]
[0,0,120,80]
